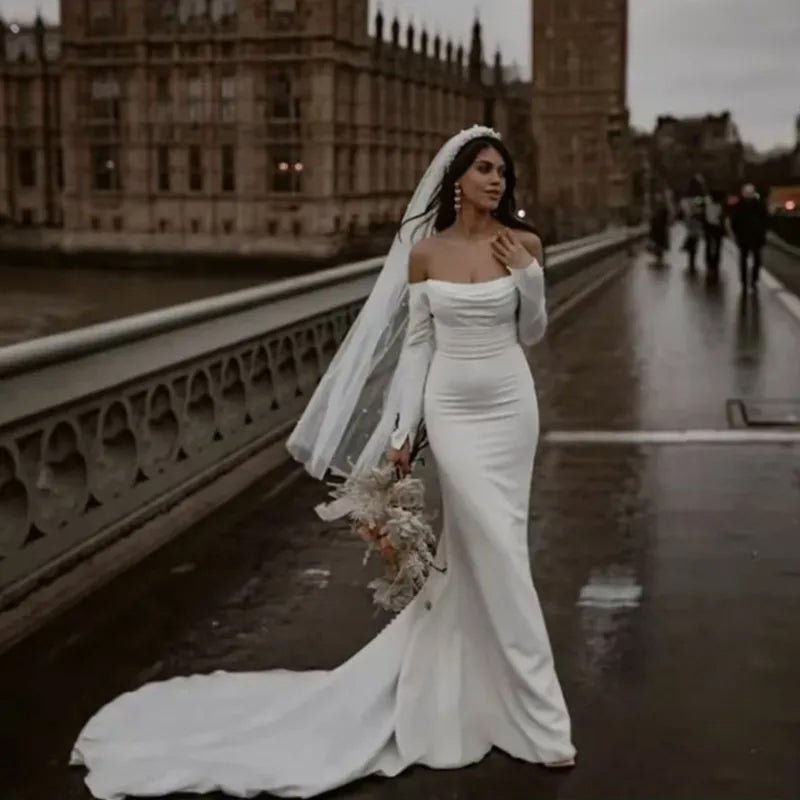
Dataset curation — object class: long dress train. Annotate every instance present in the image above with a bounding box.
[70,261,576,799]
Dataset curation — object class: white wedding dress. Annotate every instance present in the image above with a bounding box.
[71,260,575,799]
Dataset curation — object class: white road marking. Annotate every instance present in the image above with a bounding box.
[760,268,800,323]
[724,238,800,324]
[543,429,800,445]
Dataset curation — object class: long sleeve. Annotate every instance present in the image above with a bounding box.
[389,284,434,450]
[512,259,548,346]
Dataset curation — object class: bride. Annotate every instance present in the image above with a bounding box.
[70,126,576,799]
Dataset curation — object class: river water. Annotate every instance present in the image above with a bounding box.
[0,264,271,347]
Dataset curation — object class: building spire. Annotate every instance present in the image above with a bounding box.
[494,49,503,87]
[468,13,483,84]
[405,19,415,51]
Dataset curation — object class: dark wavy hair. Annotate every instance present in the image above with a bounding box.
[400,135,537,243]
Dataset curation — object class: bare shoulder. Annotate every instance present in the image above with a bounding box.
[515,230,544,264]
[408,236,438,283]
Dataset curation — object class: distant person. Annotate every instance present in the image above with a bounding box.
[680,174,708,272]
[681,194,705,272]
[703,190,725,280]
[649,192,670,263]
[730,183,768,291]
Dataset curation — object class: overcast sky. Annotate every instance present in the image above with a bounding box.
[5,0,797,150]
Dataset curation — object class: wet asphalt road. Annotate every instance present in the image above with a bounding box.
[2,241,799,799]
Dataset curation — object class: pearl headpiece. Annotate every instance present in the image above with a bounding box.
[443,124,503,169]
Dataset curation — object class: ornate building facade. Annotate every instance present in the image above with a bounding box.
[532,0,631,239]
[652,112,744,197]
[1,2,529,260]
[0,17,62,228]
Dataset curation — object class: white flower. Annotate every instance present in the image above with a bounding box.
[388,476,426,510]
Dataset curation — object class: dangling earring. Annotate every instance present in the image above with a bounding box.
[454,184,462,215]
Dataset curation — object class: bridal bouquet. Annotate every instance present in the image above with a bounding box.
[325,422,443,612]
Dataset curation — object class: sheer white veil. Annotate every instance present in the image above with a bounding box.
[286,125,502,502]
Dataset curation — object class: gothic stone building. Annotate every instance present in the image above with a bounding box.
[0,2,529,260]
[0,17,62,228]
[532,0,631,239]
[652,112,744,197]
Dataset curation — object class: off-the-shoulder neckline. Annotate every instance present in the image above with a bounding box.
[410,259,541,289]
[425,274,514,287]
[409,275,513,287]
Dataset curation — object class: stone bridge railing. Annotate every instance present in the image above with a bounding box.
[0,228,643,622]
